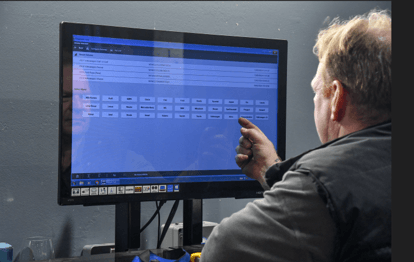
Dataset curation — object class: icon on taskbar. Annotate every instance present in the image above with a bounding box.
[143,185,151,193]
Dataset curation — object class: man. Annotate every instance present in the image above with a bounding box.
[200,9,391,262]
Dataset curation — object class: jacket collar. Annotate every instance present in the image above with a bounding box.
[265,120,391,186]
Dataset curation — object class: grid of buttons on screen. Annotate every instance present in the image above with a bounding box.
[81,96,270,121]
[71,184,179,196]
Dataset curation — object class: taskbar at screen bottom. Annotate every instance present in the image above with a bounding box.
[71,169,249,187]
[71,174,253,187]
[70,175,257,198]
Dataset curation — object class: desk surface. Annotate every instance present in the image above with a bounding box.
[41,250,155,262]
[39,245,204,262]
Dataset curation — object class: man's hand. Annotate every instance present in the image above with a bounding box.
[235,117,281,183]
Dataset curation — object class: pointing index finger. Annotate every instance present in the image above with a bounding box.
[238,117,266,144]
[238,117,258,129]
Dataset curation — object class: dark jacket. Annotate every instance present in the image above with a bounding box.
[265,121,391,262]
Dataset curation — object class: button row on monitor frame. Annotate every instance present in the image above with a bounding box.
[71,185,179,196]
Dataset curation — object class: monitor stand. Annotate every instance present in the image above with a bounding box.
[183,199,203,246]
[115,199,203,252]
[115,201,141,252]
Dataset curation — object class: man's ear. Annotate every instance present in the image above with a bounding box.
[330,80,347,122]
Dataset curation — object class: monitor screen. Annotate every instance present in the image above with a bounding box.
[58,22,287,206]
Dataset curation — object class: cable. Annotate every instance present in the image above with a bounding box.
[156,201,161,246]
[137,199,179,248]
[140,200,166,233]
[157,199,180,249]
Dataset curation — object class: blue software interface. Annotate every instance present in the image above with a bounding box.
[70,35,279,192]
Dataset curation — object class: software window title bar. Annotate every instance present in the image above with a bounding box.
[73,35,278,56]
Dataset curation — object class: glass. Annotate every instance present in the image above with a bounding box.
[19,237,55,261]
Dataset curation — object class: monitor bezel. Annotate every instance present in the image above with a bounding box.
[58,22,287,206]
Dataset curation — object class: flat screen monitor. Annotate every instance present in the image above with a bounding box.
[58,22,287,206]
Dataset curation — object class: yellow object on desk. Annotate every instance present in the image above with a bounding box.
[190,252,201,262]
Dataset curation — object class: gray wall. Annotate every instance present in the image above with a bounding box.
[0,1,391,259]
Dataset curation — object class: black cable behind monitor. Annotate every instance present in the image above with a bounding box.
[158,200,180,248]
[140,200,166,233]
